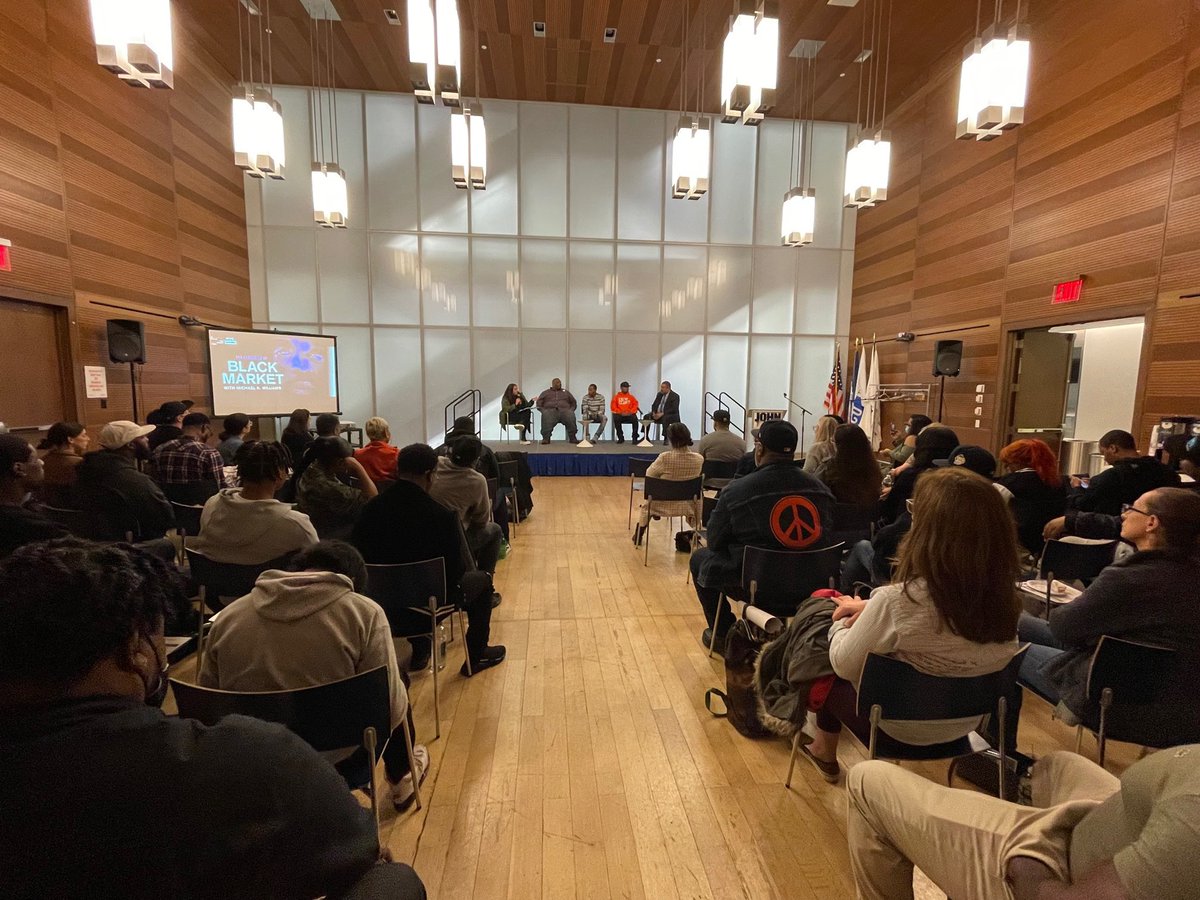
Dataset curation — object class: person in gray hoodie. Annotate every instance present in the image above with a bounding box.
[190,441,318,565]
[198,541,428,811]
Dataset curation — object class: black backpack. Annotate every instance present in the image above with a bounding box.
[704,619,772,739]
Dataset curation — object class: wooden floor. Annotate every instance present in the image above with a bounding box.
[366,478,1138,897]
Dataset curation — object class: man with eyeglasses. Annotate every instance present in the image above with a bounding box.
[1016,487,1200,743]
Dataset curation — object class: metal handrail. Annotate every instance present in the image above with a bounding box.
[718,392,747,436]
[444,389,482,437]
[701,391,747,436]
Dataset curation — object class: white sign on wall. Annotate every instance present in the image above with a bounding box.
[84,366,108,399]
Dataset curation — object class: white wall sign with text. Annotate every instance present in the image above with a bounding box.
[84,366,108,399]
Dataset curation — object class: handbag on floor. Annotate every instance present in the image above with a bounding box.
[704,619,772,739]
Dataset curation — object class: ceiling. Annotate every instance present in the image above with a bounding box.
[186,0,981,124]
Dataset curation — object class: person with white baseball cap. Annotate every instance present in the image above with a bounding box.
[75,421,174,541]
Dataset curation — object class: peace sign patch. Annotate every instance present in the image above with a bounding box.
[770,495,823,549]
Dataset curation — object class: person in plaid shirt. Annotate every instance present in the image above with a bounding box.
[152,412,228,505]
[581,384,608,442]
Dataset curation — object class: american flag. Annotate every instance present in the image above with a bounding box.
[824,345,845,415]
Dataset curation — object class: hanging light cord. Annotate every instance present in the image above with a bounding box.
[880,0,893,131]
[265,0,274,94]
[310,11,323,165]
[789,56,799,188]
[236,0,245,88]
[855,0,867,131]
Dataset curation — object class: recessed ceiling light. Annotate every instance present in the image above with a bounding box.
[603,27,617,43]
[481,44,488,49]
[656,57,662,63]
[533,21,546,37]
[839,72,846,77]
[383,8,400,25]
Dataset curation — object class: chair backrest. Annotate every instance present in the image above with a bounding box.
[701,459,737,480]
[644,475,703,502]
[171,501,205,537]
[40,505,91,536]
[365,558,449,630]
[832,501,877,534]
[497,458,519,486]
[741,543,845,608]
[1087,636,1176,706]
[485,477,498,504]
[628,456,655,478]
[170,665,390,756]
[186,549,286,609]
[857,647,1027,721]
[1038,538,1118,582]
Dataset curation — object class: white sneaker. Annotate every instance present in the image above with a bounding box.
[391,743,430,811]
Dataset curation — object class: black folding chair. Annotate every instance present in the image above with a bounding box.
[785,649,1028,798]
[1031,538,1118,620]
[185,549,289,671]
[171,501,205,564]
[708,543,844,658]
[641,475,703,568]
[627,457,656,527]
[170,665,418,832]
[1077,636,1179,768]
[830,501,878,548]
[700,459,737,492]
[365,558,466,741]
[497,458,522,536]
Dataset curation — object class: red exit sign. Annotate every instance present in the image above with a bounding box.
[0,239,10,273]
[1052,277,1083,304]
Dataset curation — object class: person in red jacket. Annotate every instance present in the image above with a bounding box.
[611,381,640,444]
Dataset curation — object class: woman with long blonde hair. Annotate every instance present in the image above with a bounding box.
[797,466,1021,783]
[803,414,841,473]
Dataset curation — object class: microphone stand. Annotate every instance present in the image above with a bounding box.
[782,393,812,457]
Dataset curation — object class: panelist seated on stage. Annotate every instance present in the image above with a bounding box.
[500,383,533,441]
[645,381,681,444]
[535,378,578,445]
[581,385,608,442]
[610,382,641,444]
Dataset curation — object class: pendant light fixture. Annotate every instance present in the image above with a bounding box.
[844,0,893,209]
[719,0,779,126]
[232,0,285,179]
[671,1,711,199]
[782,49,817,246]
[407,0,461,106]
[451,2,487,190]
[310,6,347,227]
[89,0,174,88]
[956,0,1030,140]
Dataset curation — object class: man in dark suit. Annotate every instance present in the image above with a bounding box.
[647,380,681,445]
[352,443,504,676]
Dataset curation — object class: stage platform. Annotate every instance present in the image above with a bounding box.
[485,439,663,476]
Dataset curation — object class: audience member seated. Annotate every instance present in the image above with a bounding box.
[152,412,228,505]
[199,540,428,811]
[36,421,89,507]
[997,438,1068,555]
[297,437,377,540]
[430,436,504,576]
[190,440,318,564]
[799,467,1020,783]
[535,378,578,445]
[440,418,510,543]
[803,415,840,474]
[353,443,504,676]
[820,424,883,510]
[883,414,931,468]
[878,425,958,525]
[1018,487,1200,740]
[1181,439,1200,480]
[846,745,1200,900]
[0,434,68,559]
[1067,428,1179,515]
[76,421,175,542]
[632,422,704,547]
[216,413,251,464]
[697,409,747,465]
[146,399,192,451]
[690,420,835,652]
[0,538,425,900]
[355,416,399,483]
[281,406,315,463]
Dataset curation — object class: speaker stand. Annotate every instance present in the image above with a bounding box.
[129,362,140,423]
[937,374,946,421]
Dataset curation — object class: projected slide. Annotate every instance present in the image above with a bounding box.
[208,328,339,417]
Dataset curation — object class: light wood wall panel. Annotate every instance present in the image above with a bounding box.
[0,0,251,430]
[850,0,1200,450]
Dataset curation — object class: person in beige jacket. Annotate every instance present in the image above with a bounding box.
[198,541,427,811]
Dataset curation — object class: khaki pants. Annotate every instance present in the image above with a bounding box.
[847,752,1119,900]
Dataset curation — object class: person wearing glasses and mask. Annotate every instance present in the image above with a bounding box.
[0,539,426,900]
[1018,487,1200,742]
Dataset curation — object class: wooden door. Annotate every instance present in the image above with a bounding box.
[0,297,72,432]
[1006,330,1074,455]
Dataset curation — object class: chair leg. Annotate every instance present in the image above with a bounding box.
[364,726,381,836]
[628,479,634,528]
[460,611,472,676]
[996,695,1008,801]
[868,705,882,760]
[196,587,207,670]
[1098,687,1113,769]
[643,513,650,566]
[399,717,422,812]
[785,731,800,789]
[1075,724,1084,755]
[430,597,441,741]
[708,597,723,659]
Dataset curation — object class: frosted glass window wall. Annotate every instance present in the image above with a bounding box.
[245,88,856,445]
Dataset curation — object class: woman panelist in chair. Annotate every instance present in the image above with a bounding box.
[797,466,1021,784]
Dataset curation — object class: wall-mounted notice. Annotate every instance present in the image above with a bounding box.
[84,366,108,399]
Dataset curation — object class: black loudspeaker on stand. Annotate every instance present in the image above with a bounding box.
[106,319,147,422]
[932,340,963,422]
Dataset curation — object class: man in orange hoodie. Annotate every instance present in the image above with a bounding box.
[611,381,640,444]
